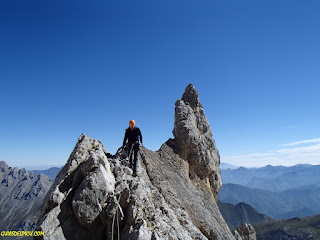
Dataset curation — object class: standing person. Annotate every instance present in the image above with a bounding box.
[122,120,143,176]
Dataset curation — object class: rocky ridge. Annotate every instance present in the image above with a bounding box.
[36,84,255,240]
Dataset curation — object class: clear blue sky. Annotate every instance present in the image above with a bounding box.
[1,0,320,168]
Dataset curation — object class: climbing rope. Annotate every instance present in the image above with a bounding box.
[111,193,123,240]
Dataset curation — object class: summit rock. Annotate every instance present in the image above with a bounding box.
[36,84,250,240]
[171,83,222,198]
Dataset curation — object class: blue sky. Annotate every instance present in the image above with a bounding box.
[1,0,320,168]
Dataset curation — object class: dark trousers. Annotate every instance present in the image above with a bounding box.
[128,142,139,174]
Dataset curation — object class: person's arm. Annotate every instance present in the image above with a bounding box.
[139,129,143,145]
[122,130,128,147]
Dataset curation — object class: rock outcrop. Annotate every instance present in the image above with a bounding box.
[36,84,245,240]
[234,224,256,240]
[171,83,222,199]
[0,161,52,232]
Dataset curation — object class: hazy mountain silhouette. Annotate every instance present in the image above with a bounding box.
[219,183,320,219]
[221,164,320,192]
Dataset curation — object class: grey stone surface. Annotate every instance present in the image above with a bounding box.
[234,224,257,240]
[36,134,116,240]
[172,83,222,199]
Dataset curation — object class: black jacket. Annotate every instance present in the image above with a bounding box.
[122,127,143,146]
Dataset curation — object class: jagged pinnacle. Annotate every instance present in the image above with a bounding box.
[181,83,200,109]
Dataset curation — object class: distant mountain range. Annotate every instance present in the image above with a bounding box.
[221,164,320,192]
[218,201,272,230]
[219,183,320,219]
[220,163,239,170]
[0,161,52,232]
[31,167,61,181]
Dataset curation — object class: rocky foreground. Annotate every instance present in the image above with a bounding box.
[35,84,255,240]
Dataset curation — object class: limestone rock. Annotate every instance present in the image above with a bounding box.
[36,134,116,239]
[234,224,257,240]
[36,84,247,240]
[171,83,222,198]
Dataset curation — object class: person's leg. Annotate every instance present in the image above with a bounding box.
[133,143,140,174]
[128,143,134,169]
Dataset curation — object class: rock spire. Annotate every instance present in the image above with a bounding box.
[172,83,222,198]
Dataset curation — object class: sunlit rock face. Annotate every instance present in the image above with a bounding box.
[36,84,246,240]
[172,83,222,199]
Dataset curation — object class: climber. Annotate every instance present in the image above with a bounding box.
[122,120,143,176]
